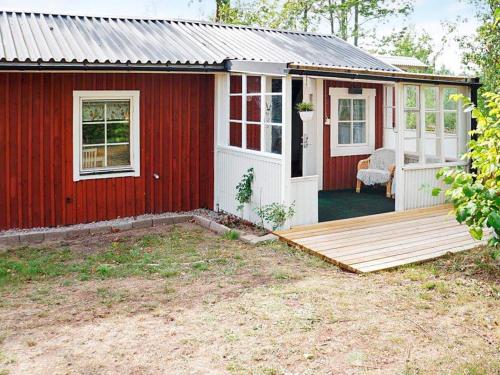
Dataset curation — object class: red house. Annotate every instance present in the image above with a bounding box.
[0,11,479,231]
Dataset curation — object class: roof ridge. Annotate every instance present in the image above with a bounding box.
[0,9,338,39]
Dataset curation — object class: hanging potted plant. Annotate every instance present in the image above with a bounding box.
[296,102,314,122]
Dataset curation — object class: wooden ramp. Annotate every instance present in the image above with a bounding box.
[275,205,483,273]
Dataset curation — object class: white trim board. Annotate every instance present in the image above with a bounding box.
[72,90,141,181]
[329,87,376,157]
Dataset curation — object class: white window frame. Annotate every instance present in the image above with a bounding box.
[228,74,284,156]
[383,85,396,129]
[329,87,376,157]
[402,84,466,165]
[73,90,140,181]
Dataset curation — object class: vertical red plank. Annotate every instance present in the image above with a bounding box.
[172,75,181,211]
[0,74,7,229]
[184,75,191,209]
[203,75,215,208]
[152,76,160,213]
[166,74,173,211]
[31,74,41,227]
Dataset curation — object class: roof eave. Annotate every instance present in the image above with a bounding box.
[0,61,226,72]
[288,64,481,87]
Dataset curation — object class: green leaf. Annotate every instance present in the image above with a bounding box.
[462,186,474,198]
[431,188,441,197]
[443,175,454,184]
[469,227,483,241]
[486,211,500,230]
[456,207,469,223]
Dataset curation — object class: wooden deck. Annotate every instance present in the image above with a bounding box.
[275,205,484,273]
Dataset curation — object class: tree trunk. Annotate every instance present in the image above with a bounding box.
[339,0,347,40]
[303,6,309,32]
[328,0,335,34]
[354,3,359,46]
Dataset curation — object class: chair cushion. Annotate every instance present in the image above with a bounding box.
[369,148,395,171]
[357,168,391,186]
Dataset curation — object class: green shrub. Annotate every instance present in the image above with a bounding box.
[433,92,499,247]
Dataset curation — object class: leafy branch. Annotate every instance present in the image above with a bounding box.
[235,168,255,212]
[433,92,499,248]
[255,202,296,231]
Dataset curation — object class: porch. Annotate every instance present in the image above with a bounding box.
[275,205,484,273]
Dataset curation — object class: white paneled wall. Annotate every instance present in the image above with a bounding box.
[403,166,449,210]
[215,147,283,225]
[290,176,318,227]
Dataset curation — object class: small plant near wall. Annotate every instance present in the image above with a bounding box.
[255,202,296,231]
[295,102,314,122]
[235,167,254,212]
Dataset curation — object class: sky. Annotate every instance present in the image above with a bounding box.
[0,0,480,73]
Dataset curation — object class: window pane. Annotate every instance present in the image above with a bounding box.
[404,86,418,108]
[385,107,394,129]
[405,112,417,130]
[385,86,394,107]
[443,137,459,161]
[443,87,458,110]
[246,124,261,151]
[229,122,242,147]
[353,99,365,120]
[444,112,457,134]
[247,76,261,94]
[107,144,131,167]
[247,95,261,122]
[82,102,104,122]
[338,122,351,144]
[264,95,282,123]
[425,112,437,133]
[265,125,281,154]
[230,96,242,120]
[106,101,130,121]
[107,122,130,143]
[82,146,105,169]
[424,87,437,110]
[82,123,105,145]
[353,122,366,144]
[230,75,242,94]
[338,99,351,121]
[271,78,282,93]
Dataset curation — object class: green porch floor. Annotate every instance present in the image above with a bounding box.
[318,186,395,222]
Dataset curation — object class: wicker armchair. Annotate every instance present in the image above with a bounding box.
[356,148,395,198]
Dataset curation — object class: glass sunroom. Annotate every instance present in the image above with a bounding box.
[214,61,476,229]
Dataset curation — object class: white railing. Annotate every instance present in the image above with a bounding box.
[215,146,283,225]
[290,175,319,227]
[402,162,466,210]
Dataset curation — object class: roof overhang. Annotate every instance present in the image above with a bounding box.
[289,64,481,87]
[0,61,226,72]
[225,60,288,76]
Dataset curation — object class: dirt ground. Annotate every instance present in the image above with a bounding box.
[0,223,498,375]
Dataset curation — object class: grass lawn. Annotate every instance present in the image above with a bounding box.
[0,223,498,374]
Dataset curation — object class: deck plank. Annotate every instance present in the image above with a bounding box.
[275,205,484,273]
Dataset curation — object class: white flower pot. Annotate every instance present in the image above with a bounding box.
[299,111,314,122]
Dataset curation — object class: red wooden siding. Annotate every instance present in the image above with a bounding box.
[322,80,384,190]
[0,72,214,230]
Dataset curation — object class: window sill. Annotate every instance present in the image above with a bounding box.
[74,169,139,181]
[217,145,283,161]
[330,145,374,157]
[402,160,467,171]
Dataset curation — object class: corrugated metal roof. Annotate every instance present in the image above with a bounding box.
[374,54,427,69]
[0,11,399,72]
